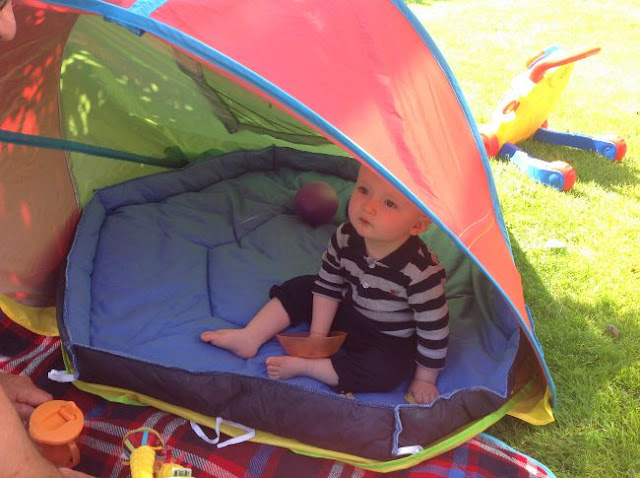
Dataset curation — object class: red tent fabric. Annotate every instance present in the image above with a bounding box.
[0,0,554,456]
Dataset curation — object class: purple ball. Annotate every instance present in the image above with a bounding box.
[295,181,339,226]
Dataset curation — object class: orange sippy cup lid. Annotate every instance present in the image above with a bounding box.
[29,400,84,445]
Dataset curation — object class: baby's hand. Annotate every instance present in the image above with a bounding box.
[407,379,440,404]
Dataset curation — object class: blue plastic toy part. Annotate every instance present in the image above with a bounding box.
[534,128,623,161]
[499,143,576,191]
[526,45,560,70]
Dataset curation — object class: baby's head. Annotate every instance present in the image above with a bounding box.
[348,166,430,248]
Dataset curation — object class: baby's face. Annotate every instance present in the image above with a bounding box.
[348,167,428,247]
[0,0,16,42]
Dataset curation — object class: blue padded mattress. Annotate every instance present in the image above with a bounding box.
[60,147,520,460]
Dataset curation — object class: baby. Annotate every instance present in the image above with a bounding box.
[201,166,449,403]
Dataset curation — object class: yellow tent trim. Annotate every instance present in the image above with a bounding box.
[68,375,534,473]
[0,295,59,337]
[507,385,555,425]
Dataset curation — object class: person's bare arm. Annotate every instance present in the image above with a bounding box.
[0,372,52,420]
[0,0,17,41]
[0,374,94,477]
[0,385,68,477]
[309,294,340,336]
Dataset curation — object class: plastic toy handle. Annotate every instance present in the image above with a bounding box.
[499,143,576,191]
[130,445,156,478]
[37,441,80,469]
[529,47,601,83]
[65,441,80,469]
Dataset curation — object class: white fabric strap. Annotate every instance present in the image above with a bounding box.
[394,445,424,456]
[190,418,255,449]
[47,369,76,383]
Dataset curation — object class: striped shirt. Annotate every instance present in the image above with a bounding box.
[312,222,449,370]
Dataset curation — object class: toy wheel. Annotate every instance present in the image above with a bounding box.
[611,137,627,161]
[548,161,576,191]
[481,132,500,157]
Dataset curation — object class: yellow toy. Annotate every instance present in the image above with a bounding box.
[122,427,194,478]
[481,46,626,191]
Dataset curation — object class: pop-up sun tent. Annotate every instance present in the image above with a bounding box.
[0,0,556,471]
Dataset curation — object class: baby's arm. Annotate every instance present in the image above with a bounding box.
[310,294,340,337]
[408,365,440,404]
[310,224,347,337]
[407,251,448,404]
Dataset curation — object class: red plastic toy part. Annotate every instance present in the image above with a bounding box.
[609,136,627,162]
[528,46,601,83]
[481,132,500,157]
[549,161,576,191]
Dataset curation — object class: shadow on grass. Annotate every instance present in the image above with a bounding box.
[518,139,638,192]
[487,235,639,477]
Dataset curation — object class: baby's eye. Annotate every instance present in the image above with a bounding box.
[357,186,369,195]
[384,199,397,209]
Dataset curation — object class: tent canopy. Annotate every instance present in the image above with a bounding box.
[0,0,555,462]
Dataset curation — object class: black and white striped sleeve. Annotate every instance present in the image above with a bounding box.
[407,254,449,370]
[312,224,347,300]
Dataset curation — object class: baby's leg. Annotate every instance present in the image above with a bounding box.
[200,298,291,359]
[266,357,339,386]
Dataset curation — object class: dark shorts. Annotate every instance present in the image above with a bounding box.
[269,275,416,394]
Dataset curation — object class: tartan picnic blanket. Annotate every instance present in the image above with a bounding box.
[0,313,554,478]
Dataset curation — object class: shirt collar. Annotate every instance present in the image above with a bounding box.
[378,235,421,269]
[345,222,420,269]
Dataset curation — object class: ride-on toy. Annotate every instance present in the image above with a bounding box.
[481,46,626,191]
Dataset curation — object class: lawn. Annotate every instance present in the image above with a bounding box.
[407,1,640,477]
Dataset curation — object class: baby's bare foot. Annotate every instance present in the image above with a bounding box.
[266,356,308,380]
[200,329,259,359]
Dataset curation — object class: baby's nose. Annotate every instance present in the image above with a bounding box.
[363,199,377,213]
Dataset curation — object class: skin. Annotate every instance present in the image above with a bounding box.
[1,6,93,476]
[0,371,53,420]
[0,373,94,477]
[202,166,442,403]
[0,0,16,41]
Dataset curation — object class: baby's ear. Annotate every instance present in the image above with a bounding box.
[410,215,431,235]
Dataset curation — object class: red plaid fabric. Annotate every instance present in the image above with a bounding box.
[0,314,553,477]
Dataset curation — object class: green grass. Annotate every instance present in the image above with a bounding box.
[407,1,640,476]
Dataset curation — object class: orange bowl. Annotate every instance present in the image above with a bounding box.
[276,331,347,358]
